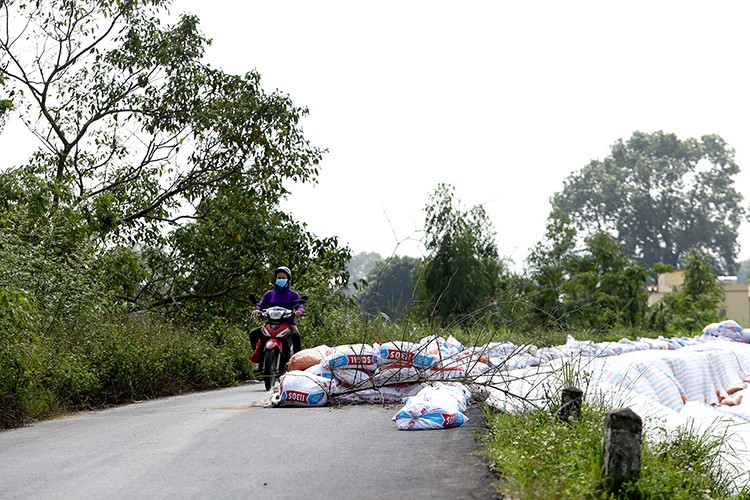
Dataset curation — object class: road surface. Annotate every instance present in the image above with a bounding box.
[0,382,498,499]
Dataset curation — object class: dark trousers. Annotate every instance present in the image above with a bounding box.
[250,324,302,355]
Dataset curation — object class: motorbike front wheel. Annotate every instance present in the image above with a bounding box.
[263,348,281,391]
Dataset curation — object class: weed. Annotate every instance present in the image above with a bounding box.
[482,402,750,499]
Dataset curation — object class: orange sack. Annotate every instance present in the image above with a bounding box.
[287,345,332,371]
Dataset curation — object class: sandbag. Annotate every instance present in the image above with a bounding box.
[478,342,536,359]
[426,360,488,382]
[330,367,374,389]
[378,341,435,368]
[710,320,750,342]
[332,389,384,405]
[333,383,426,405]
[489,353,539,371]
[288,345,332,371]
[416,336,461,362]
[274,370,330,407]
[322,344,379,372]
[392,385,468,430]
[431,382,471,410]
[304,363,335,380]
[371,363,420,386]
[561,335,601,357]
[426,364,468,382]
[393,411,467,430]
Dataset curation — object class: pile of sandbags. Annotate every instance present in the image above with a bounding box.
[703,320,750,342]
[273,336,487,408]
[272,320,750,413]
[392,383,471,430]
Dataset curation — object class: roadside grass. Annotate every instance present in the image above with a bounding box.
[482,403,750,499]
[0,315,254,429]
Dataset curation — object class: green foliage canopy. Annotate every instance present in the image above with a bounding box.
[153,180,353,327]
[0,0,323,246]
[526,209,577,329]
[654,248,725,333]
[0,0,353,319]
[552,131,745,274]
[527,210,649,330]
[561,232,649,330]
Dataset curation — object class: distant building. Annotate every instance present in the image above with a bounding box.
[647,270,750,325]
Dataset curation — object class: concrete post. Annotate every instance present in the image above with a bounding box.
[603,407,642,491]
[559,386,583,422]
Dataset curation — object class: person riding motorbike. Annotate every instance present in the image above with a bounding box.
[249,266,304,365]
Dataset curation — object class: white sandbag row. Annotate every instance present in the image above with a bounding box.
[322,343,379,371]
[392,383,471,430]
[702,319,750,342]
[482,320,750,374]
[274,353,428,407]
[308,338,489,393]
[333,383,428,405]
[273,320,750,408]
[378,341,436,368]
[273,370,443,408]
[318,336,465,371]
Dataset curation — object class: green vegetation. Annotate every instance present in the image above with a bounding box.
[0,0,351,428]
[357,255,418,323]
[482,404,750,499]
[2,2,749,496]
[552,131,745,275]
[0,315,252,429]
[418,183,507,325]
[649,248,726,332]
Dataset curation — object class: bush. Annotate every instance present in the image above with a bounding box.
[0,315,254,428]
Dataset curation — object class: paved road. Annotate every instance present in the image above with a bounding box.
[0,383,498,499]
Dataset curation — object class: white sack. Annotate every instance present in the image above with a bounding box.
[322,344,379,372]
[392,385,468,430]
[378,341,435,368]
[330,367,374,389]
[372,364,420,386]
[274,370,330,407]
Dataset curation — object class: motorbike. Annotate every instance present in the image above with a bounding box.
[249,295,307,391]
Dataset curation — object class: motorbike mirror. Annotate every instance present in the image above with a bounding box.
[249,293,258,304]
[299,295,308,304]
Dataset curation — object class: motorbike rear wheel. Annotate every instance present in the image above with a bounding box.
[263,348,281,391]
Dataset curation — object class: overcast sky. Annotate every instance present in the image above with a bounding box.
[173,1,750,269]
[5,1,750,270]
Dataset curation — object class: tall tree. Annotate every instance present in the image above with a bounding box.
[158,179,352,325]
[0,0,353,322]
[653,248,725,333]
[0,0,322,246]
[552,131,745,274]
[418,183,504,325]
[561,232,649,330]
[526,209,577,329]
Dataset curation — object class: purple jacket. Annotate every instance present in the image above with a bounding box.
[256,285,305,322]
